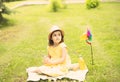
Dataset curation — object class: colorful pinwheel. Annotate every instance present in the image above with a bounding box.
[81,28,94,65]
[81,29,92,45]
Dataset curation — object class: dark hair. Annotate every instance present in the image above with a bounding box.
[48,30,64,46]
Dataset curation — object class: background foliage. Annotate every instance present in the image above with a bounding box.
[86,0,99,9]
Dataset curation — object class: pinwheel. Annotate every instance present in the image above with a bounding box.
[81,28,94,65]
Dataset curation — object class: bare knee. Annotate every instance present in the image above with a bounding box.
[33,67,41,74]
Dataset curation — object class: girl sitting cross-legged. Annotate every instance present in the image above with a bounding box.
[26,26,80,77]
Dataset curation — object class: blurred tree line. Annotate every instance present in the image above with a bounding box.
[0,0,22,22]
[0,0,10,22]
[0,0,100,23]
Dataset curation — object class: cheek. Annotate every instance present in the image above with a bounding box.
[52,37,56,40]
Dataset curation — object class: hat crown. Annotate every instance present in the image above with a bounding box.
[50,26,60,33]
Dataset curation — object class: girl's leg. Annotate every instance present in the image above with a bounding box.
[69,63,80,71]
[26,67,41,74]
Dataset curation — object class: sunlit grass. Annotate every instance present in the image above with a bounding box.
[0,2,120,82]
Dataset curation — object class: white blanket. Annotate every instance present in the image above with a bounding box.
[27,69,88,82]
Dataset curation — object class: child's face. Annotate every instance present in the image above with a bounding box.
[51,31,62,45]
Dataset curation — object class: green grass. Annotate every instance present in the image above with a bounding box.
[0,2,120,82]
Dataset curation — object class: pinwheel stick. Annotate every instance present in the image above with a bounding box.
[90,44,94,65]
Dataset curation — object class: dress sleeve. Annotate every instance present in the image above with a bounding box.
[60,42,67,48]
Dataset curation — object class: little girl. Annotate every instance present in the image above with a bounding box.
[26,26,79,77]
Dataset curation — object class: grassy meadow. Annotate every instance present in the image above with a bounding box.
[0,1,120,82]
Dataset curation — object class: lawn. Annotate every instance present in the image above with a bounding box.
[0,1,120,82]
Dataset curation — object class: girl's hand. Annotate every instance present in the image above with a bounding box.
[44,56,52,65]
[44,56,55,65]
[44,56,49,64]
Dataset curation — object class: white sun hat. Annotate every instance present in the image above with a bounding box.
[48,25,64,39]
